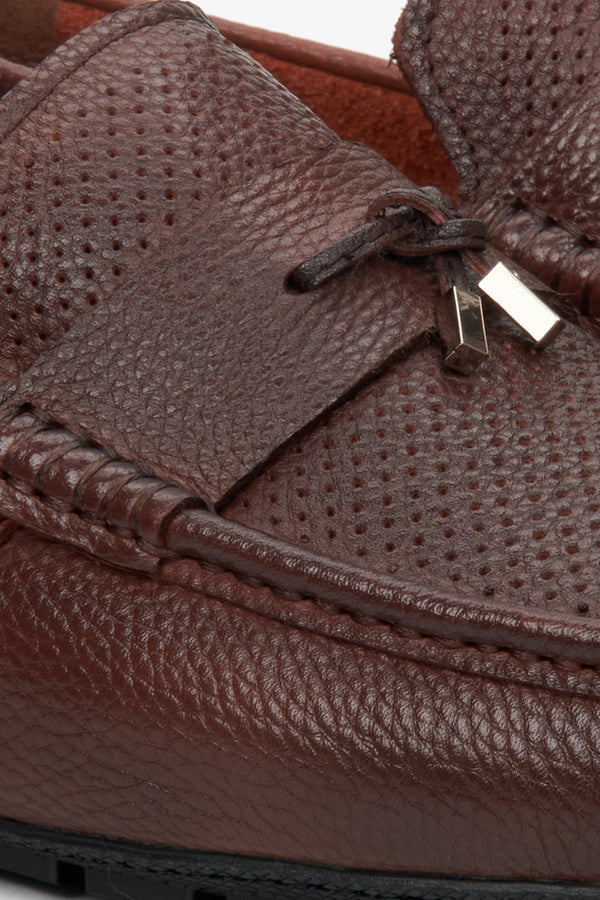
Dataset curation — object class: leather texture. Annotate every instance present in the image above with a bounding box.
[2,524,600,881]
[0,147,436,505]
[227,319,600,621]
[0,0,461,197]
[2,0,600,887]
[396,0,600,318]
[0,0,434,506]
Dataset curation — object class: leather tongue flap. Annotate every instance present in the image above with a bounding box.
[0,145,436,511]
[0,0,435,538]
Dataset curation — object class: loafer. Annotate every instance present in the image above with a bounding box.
[0,0,460,196]
[2,3,600,900]
[396,0,600,321]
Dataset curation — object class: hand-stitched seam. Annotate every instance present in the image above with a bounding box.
[159,566,600,705]
[0,404,209,551]
[482,194,600,310]
[1,403,599,675]
[8,473,600,675]
[157,559,600,680]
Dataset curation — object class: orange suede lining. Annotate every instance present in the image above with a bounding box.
[56,2,104,44]
[52,3,456,198]
[251,51,457,197]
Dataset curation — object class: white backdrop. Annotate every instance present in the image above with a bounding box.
[203,0,408,58]
[0,1,406,898]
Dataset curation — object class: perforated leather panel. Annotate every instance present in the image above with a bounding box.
[227,322,600,619]
[0,3,333,381]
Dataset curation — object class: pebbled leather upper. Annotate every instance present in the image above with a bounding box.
[3,524,600,879]
[0,0,437,504]
[3,0,600,885]
[396,0,600,317]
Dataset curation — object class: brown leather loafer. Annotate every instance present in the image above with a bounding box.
[0,0,459,194]
[2,3,600,900]
[396,0,600,322]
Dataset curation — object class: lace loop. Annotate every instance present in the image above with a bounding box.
[288,185,564,376]
[288,188,487,293]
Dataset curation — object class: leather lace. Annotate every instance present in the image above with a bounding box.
[288,186,488,297]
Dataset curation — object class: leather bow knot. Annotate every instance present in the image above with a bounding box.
[289,186,564,375]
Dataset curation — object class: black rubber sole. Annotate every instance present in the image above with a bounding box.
[0,818,599,900]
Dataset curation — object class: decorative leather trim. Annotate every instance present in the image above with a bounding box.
[165,510,600,672]
[0,404,209,551]
[3,404,600,674]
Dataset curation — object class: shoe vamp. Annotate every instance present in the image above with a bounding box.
[227,320,600,620]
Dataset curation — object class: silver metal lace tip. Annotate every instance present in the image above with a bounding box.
[436,286,489,376]
[478,262,565,347]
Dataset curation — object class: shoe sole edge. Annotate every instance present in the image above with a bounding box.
[0,817,598,900]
